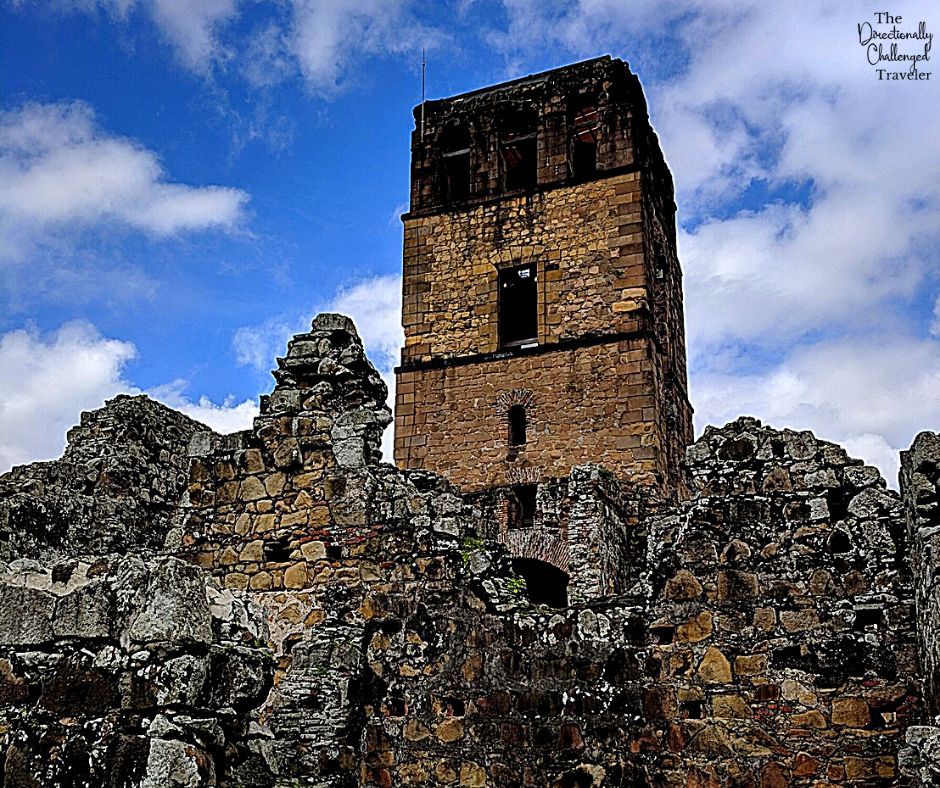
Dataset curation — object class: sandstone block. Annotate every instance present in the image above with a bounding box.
[697,647,732,684]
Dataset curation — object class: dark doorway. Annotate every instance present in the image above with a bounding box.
[511,558,569,608]
[499,264,538,346]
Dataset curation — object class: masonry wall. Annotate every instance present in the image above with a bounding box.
[0,554,273,786]
[467,466,651,604]
[400,172,647,363]
[0,395,209,563]
[0,314,937,786]
[901,431,940,714]
[177,315,651,786]
[644,419,921,786]
[407,57,638,215]
[398,338,670,492]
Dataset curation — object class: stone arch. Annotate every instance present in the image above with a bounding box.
[496,388,537,412]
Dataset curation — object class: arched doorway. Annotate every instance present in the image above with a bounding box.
[510,558,569,608]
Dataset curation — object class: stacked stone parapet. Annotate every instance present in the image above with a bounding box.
[0,394,211,563]
[644,418,919,785]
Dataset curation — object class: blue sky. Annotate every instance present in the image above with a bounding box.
[2,0,939,485]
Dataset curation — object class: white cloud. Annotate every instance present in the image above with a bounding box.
[146,380,257,433]
[17,0,440,93]
[145,0,239,71]
[0,321,136,470]
[0,321,257,473]
[0,101,248,257]
[287,0,439,95]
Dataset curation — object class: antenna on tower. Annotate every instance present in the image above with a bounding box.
[420,47,426,142]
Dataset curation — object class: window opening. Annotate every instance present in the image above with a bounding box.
[508,404,527,446]
[499,264,538,347]
[500,108,538,191]
[439,125,471,202]
[570,104,598,180]
[507,484,537,529]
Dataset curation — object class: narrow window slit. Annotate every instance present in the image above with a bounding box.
[508,404,527,446]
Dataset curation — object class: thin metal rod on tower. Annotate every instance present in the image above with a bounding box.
[420,48,426,141]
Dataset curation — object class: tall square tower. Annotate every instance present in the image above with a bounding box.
[394,56,692,498]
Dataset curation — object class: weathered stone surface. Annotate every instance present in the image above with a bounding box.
[0,554,272,787]
[698,647,732,684]
[0,583,55,645]
[647,416,918,785]
[126,558,212,646]
[832,696,871,727]
[0,395,211,563]
[54,579,112,639]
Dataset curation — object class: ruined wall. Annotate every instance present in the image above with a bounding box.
[178,315,650,786]
[0,313,936,786]
[644,419,920,786]
[897,432,940,786]
[0,554,273,786]
[901,431,940,714]
[467,466,651,604]
[407,56,637,216]
[0,395,209,563]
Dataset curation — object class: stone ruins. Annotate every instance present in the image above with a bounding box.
[0,56,939,787]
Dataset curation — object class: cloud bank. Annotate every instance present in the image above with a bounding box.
[0,101,248,261]
[0,322,256,472]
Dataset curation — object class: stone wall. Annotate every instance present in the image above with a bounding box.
[0,554,272,786]
[400,172,648,363]
[406,56,637,216]
[467,466,651,604]
[897,432,940,786]
[644,418,919,786]
[176,314,652,785]
[901,431,940,714]
[397,338,671,492]
[0,395,209,563]
[0,315,937,786]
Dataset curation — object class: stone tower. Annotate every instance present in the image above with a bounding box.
[394,56,692,501]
